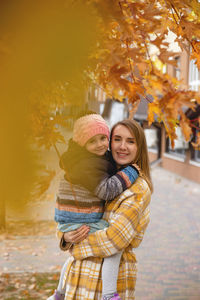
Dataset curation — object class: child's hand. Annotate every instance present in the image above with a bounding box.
[63,225,90,244]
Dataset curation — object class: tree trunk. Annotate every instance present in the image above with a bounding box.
[0,199,6,230]
[102,98,113,119]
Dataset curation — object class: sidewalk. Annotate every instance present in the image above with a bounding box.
[135,166,200,300]
[0,166,200,299]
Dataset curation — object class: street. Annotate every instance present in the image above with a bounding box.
[135,167,200,300]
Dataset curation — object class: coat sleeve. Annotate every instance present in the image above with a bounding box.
[56,228,73,251]
[71,187,150,260]
[95,165,139,201]
[65,155,139,201]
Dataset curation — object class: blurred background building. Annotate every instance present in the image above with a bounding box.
[86,46,200,184]
[143,48,200,184]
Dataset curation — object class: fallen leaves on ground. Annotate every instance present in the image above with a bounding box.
[0,272,59,300]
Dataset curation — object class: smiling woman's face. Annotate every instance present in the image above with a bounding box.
[111,124,138,167]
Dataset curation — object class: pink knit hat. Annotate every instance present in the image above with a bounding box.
[73,114,110,146]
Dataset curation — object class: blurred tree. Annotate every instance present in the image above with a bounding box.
[0,0,100,229]
[1,0,200,228]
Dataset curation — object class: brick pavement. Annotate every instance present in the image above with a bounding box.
[0,166,200,299]
[135,167,200,300]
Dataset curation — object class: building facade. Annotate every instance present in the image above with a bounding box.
[142,48,200,183]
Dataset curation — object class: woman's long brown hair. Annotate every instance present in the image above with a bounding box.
[110,119,153,193]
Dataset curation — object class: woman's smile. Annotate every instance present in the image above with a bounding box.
[116,152,129,158]
[117,152,128,156]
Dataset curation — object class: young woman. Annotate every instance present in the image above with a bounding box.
[59,119,153,300]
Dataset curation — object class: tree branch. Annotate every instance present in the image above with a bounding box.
[143,38,154,72]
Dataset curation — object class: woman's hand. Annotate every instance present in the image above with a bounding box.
[63,225,90,244]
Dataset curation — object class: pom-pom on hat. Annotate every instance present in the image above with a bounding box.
[73,114,110,147]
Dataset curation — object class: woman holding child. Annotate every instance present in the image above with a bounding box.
[49,113,153,300]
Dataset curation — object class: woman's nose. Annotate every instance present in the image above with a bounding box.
[119,140,126,149]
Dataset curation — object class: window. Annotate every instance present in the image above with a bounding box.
[194,147,200,162]
[174,56,181,80]
[166,126,188,157]
[189,59,200,91]
[188,54,200,162]
[145,128,158,151]
[191,129,200,163]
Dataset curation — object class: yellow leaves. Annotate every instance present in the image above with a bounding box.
[137,62,149,73]
[28,80,81,150]
[109,64,129,83]
[31,168,56,200]
[179,111,192,142]
[179,17,200,38]
[0,272,61,299]
[91,0,200,151]
[152,35,166,49]
[127,81,145,102]
[176,25,185,38]
[93,0,200,149]
[190,0,200,20]
[150,78,164,94]
[147,86,198,147]
[159,50,177,66]
[147,102,162,125]
[37,130,66,150]
[191,40,200,70]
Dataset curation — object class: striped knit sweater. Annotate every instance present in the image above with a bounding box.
[55,179,105,224]
[55,139,139,226]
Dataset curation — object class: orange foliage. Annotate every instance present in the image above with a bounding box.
[89,0,200,147]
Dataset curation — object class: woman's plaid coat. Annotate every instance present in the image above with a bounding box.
[60,177,151,300]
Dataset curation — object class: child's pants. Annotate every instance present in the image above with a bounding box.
[102,251,123,296]
[57,260,69,294]
[57,252,122,296]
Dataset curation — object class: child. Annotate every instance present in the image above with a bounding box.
[48,112,139,300]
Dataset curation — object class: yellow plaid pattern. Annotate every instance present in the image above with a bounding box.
[63,177,151,300]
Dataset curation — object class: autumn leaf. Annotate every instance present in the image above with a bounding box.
[159,50,177,66]
[148,102,162,125]
[191,40,200,70]
[108,64,129,81]
[192,132,200,150]
[179,111,192,142]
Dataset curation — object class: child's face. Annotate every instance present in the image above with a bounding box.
[85,134,109,156]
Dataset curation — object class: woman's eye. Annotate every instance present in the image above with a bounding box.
[113,138,121,142]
